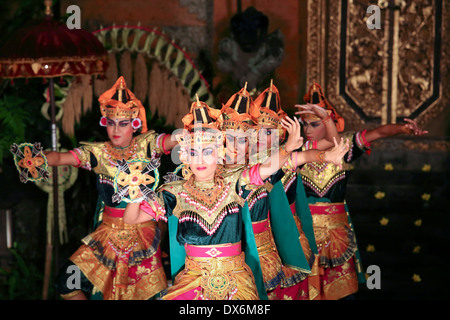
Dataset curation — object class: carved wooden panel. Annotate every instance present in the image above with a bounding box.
[306,0,449,133]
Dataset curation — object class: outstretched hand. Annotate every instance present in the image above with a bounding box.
[403,118,428,136]
[280,116,304,152]
[324,137,350,169]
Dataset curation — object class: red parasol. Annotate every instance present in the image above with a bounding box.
[0,1,107,299]
[0,8,106,78]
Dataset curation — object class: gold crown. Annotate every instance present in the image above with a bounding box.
[222,118,255,132]
[176,128,224,149]
[175,128,225,165]
[255,110,282,128]
[101,106,139,119]
[299,108,333,122]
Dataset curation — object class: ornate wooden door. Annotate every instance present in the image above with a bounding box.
[306,0,449,133]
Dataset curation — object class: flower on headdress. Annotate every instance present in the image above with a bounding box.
[131,118,142,130]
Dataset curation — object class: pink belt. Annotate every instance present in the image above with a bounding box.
[185,242,242,258]
[252,218,270,234]
[104,206,125,218]
[309,203,346,215]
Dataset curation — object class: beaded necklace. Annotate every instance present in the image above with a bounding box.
[104,138,137,161]
[183,174,226,208]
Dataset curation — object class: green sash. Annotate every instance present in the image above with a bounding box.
[269,181,311,273]
[167,215,186,281]
[294,177,318,254]
[242,202,268,300]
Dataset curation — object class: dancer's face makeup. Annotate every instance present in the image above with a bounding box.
[302,120,326,141]
[188,143,218,181]
[225,132,249,165]
[106,117,136,147]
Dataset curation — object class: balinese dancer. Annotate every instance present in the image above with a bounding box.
[252,81,350,300]
[219,84,290,299]
[27,76,176,300]
[220,82,349,300]
[123,97,306,300]
[278,101,342,300]
[295,82,428,300]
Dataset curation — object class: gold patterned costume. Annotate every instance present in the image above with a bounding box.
[56,77,168,300]
[138,98,265,300]
[295,82,369,299]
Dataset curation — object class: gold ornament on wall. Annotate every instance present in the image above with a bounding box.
[306,0,449,141]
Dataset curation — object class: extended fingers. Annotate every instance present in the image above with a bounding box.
[294,104,312,110]
[403,118,428,135]
[295,110,315,115]
[281,116,295,127]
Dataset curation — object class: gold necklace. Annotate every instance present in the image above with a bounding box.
[104,138,137,161]
[184,173,226,208]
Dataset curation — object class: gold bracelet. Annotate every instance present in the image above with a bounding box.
[316,150,326,163]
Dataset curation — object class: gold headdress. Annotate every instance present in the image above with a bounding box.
[98,76,148,133]
[176,96,225,158]
[302,82,345,132]
[253,80,287,139]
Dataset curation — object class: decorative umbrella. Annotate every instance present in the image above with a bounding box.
[0,0,107,299]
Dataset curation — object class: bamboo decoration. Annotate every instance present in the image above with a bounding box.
[50,24,213,137]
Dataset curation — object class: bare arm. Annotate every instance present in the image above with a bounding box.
[293,137,350,170]
[319,116,340,149]
[44,151,79,167]
[162,134,178,152]
[364,119,428,143]
[259,116,303,180]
